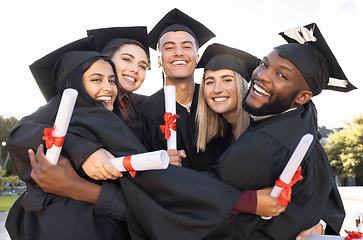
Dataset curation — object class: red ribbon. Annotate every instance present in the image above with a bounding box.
[345,230,363,240]
[42,125,65,150]
[275,166,304,207]
[123,155,136,177]
[160,112,179,139]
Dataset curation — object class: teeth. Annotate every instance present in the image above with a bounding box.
[214,97,228,102]
[96,96,111,101]
[172,61,187,65]
[124,75,135,82]
[253,84,270,96]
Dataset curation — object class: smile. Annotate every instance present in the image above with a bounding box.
[253,84,270,97]
[171,60,188,66]
[123,75,136,82]
[96,96,112,101]
[213,97,228,102]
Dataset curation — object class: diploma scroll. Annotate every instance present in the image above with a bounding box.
[110,150,169,173]
[262,133,313,220]
[164,86,177,150]
[45,88,78,164]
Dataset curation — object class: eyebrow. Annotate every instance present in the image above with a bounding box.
[263,56,293,73]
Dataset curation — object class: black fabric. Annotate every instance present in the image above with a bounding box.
[87,26,150,59]
[6,105,147,239]
[148,8,215,50]
[120,100,345,240]
[137,84,203,171]
[197,43,260,81]
[278,23,357,95]
[29,36,97,101]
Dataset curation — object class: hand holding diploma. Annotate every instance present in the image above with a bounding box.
[110,150,169,177]
[42,89,78,164]
[262,133,313,220]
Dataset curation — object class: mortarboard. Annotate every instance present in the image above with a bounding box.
[197,43,260,81]
[148,8,215,50]
[30,36,98,101]
[277,23,356,96]
[87,26,150,60]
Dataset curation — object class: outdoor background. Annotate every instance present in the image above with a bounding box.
[0,0,362,239]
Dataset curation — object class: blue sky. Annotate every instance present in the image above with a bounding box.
[1,0,362,128]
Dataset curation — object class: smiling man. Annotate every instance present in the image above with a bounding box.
[137,8,216,171]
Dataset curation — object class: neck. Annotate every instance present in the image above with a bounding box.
[166,76,195,105]
[222,111,237,132]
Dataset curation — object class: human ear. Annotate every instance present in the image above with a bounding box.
[158,56,162,68]
[295,90,313,105]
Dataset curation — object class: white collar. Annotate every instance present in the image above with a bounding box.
[251,108,297,122]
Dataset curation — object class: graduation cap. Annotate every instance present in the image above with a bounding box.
[197,43,260,81]
[30,36,98,101]
[148,8,215,50]
[277,23,357,96]
[87,26,150,60]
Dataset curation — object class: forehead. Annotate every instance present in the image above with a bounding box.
[117,44,148,59]
[159,31,197,46]
[205,69,234,77]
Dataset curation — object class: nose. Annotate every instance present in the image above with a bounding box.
[213,81,223,94]
[129,62,139,73]
[256,68,272,83]
[174,45,184,56]
[102,80,112,91]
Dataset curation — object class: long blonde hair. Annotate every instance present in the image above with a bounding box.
[196,71,250,152]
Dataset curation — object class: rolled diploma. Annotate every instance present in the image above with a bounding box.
[164,85,177,150]
[46,88,78,165]
[110,150,169,172]
[262,133,313,219]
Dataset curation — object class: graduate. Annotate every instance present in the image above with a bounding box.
[137,8,216,171]
[195,43,258,167]
[5,37,146,239]
[116,23,351,239]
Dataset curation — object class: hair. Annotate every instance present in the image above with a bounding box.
[196,71,250,152]
[102,41,150,69]
[64,56,126,121]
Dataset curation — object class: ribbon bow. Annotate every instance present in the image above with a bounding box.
[123,155,136,177]
[275,166,304,207]
[345,230,363,240]
[42,125,65,150]
[160,112,179,139]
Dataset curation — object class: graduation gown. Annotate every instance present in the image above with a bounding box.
[119,100,345,240]
[138,84,207,171]
[196,119,234,171]
[6,102,147,240]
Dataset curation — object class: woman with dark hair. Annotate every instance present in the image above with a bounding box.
[6,49,147,240]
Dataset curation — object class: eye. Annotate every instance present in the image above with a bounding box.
[139,64,147,71]
[224,78,233,83]
[91,78,102,82]
[260,61,267,67]
[204,79,214,85]
[278,72,288,80]
[122,57,131,62]
[109,78,116,84]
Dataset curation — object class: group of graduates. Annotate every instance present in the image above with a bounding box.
[5,8,357,240]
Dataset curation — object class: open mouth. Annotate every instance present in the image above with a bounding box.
[171,60,188,66]
[253,84,270,97]
[123,75,136,82]
[96,96,112,102]
[213,97,228,102]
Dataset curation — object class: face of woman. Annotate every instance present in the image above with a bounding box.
[203,69,238,123]
[111,44,148,96]
[83,59,117,111]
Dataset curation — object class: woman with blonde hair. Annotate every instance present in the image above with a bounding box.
[195,43,259,168]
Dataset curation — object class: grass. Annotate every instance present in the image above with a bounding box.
[0,195,18,212]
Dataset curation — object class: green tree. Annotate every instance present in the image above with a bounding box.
[6,175,20,192]
[325,114,363,185]
[0,168,7,195]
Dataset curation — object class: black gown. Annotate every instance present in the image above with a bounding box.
[119,100,345,240]
[138,84,210,171]
[6,97,147,240]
